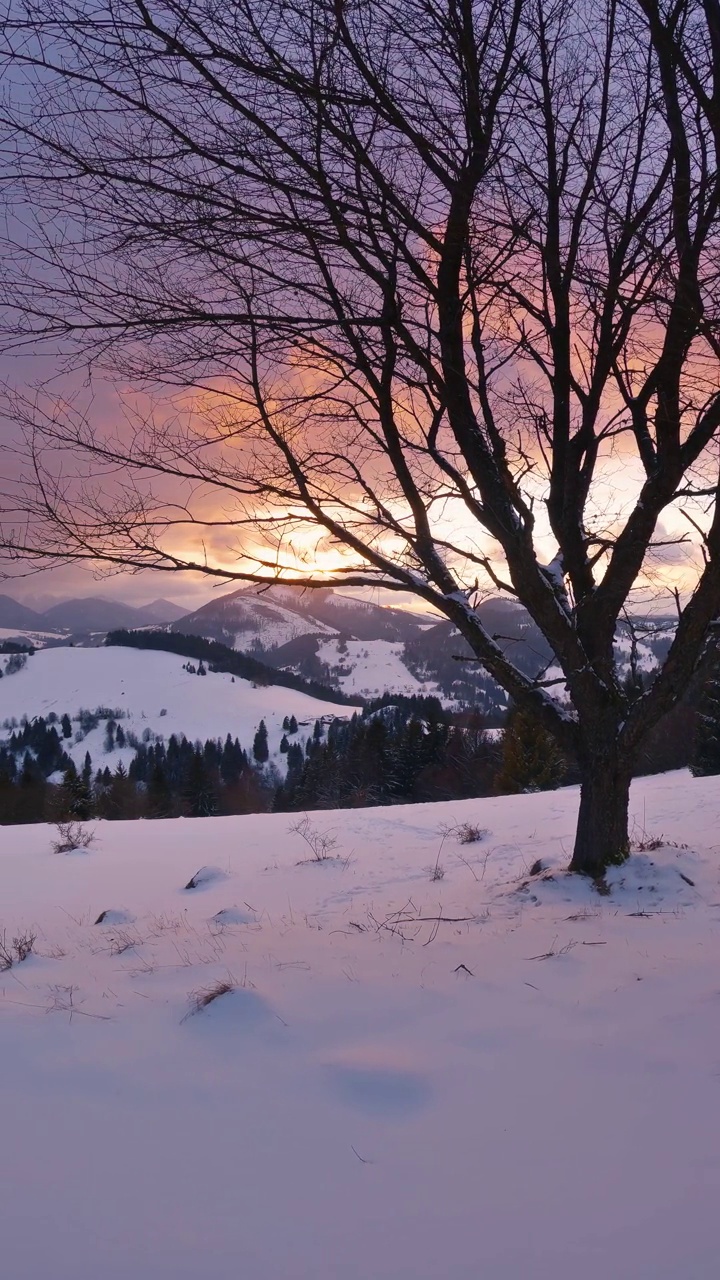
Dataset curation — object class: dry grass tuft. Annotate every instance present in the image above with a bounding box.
[184,978,236,1019]
[108,929,138,956]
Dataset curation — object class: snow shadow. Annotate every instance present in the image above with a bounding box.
[325,1060,431,1118]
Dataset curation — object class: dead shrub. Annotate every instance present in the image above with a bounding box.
[456,822,487,845]
[0,929,37,970]
[290,815,339,862]
[629,821,689,854]
[632,833,665,852]
[51,821,96,855]
[13,931,36,962]
[439,820,487,846]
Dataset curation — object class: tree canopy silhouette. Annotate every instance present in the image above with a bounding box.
[2,0,720,874]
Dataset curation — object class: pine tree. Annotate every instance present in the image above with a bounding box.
[147,761,173,817]
[494,707,566,795]
[128,744,148,783]
[98,759,137,820]
[220,734,245,785]
[15,752,47,824]
[288,715,298,734]
[279,734,289,754]
[286,742,304,781]
[0,765,16,824]
[184,749,218,817]
[253,720,269,764]
[36,725,62,775]
[60,713,72,740]
[691,677,720,776]
[59,761,94,820]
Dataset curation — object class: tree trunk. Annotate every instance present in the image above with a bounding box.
[569,748,632,879]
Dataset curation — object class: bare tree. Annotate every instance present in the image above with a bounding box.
[1,0,720,876]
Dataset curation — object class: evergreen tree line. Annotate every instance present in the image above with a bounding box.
[640,640,720,779]
[0,737,76,824]
[272,703,582,813]
[0,698,571,826]
[274,706,505,811]
[0,720,276,824]
[3,679,706,827]
[690,668,720,778]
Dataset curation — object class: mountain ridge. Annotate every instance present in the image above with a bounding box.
[0,593,188,635]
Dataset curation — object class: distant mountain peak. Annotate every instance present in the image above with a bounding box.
[42,596,152,632]
[135,598,188,624]
[171,583,430,650]
[0,594,48,630]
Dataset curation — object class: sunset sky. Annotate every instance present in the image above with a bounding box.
[0,331,705,616]
[0,0,714,625]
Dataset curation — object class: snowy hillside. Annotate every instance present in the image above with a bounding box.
[2,771,720,1278]
[175,585,341,649]
[0,627,64,646]
[177,583,433,645]
[174,584,681,710]
[0,646,359,770]
[1,578,679,712]
[173,585,452,698]
[315,636,445,698]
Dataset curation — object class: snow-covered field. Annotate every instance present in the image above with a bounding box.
[0,626,66,644]
[2,770,719,1279]
[0,646,359,767]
